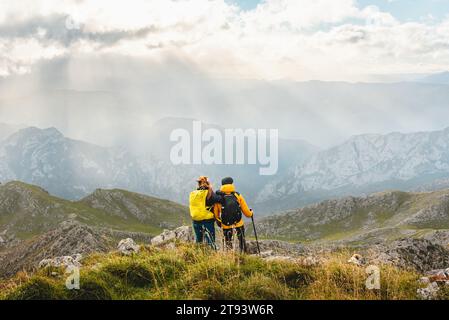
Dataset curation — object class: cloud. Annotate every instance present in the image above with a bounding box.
[0,14,159,47]
[0,0,449,80]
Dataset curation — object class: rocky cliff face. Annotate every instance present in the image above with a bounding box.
[256,127,449,212]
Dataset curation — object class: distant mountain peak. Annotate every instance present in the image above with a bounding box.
[7,126,64,141]
[2,180,50,195]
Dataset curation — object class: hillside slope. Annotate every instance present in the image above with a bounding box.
[80,188,190,230]
[0,181,189,240]
[0,221,111,278]
[255,189,449,244]
[0,242,427,300]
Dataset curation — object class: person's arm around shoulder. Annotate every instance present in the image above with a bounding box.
[206,184,222,207]
[237,193,253,218]
[207,183,213,200]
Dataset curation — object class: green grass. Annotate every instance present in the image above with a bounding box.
[0,244,424,300]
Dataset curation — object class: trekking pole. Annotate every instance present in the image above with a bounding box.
[251,214,261,255]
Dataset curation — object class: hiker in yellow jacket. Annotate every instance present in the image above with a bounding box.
[214,177,253,253]
[189,176,221,248]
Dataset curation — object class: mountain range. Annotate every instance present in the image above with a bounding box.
[4,119,449,216]
[257,127,449,212]
[2,179,449,280]
[0,119,317,211]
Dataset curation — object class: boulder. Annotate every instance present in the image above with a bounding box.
[425,268,449,282]
[39,254,82,269]
[347,254,366,266]
[151,226,194,246]
[117,238,140,255]
[417,282,440,300]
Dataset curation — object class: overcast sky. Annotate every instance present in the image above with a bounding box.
[1,1,449,149]
[1,0,449,81]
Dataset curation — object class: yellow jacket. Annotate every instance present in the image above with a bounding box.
[214,184,253,229]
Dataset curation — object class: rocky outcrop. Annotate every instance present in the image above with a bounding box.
[369,239,449,273]
[417,269,449,300]
[245,238,449,274]
[117,238,140,255]
[347,254,366,266]
[0,221,111,278]
[0,231,19,249]
[39,254,82,269]
[424,230,449,247]
[417,282,441,300]
[150,226,194,246]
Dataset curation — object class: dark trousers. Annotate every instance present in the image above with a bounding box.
[192,220,216,248]
[223,226,246,253]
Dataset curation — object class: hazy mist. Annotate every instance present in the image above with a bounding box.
[1,54,449,149]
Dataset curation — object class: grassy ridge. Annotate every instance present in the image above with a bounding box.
[0,181,190,239]
[255,190,449,243]
[0,243,428,300]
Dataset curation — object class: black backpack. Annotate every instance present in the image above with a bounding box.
[221,192,242,226]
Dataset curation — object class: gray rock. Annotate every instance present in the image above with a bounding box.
[419,277,430,285]
[117,238,140,255]
[426,268,449,277]
[417,282,440,300]
[347,254,366,266]
[0,221,110,279]
[369,239,449,273]
[424,230,449,247]
[39,254,82,269]
[151,226,194,246]
[0,231,19,249]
